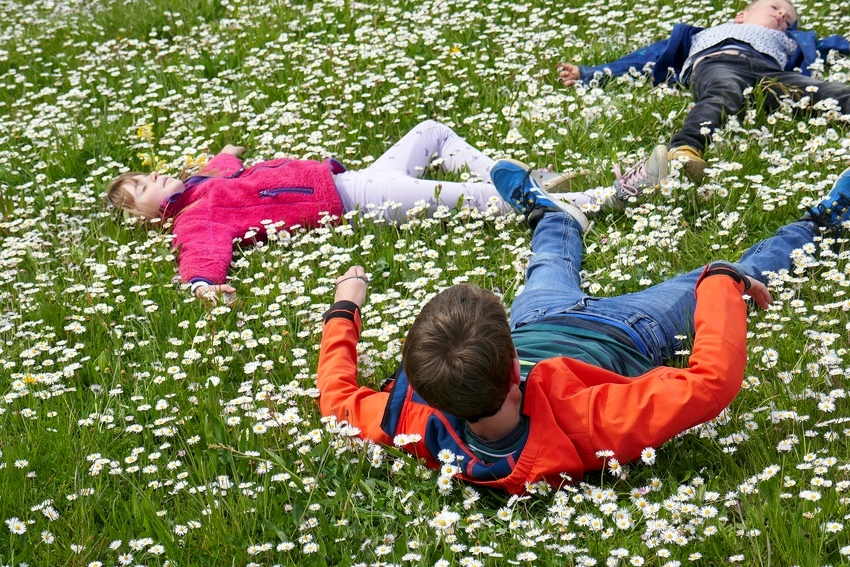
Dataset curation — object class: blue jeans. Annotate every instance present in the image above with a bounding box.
[509,212,818,365]
[672,53,850,151]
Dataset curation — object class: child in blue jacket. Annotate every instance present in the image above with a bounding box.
[559,0,850,186]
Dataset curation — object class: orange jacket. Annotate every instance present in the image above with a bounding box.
[316,274,748,493]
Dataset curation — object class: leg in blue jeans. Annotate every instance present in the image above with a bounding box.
[509,212,587,329]
[511,211,819,365]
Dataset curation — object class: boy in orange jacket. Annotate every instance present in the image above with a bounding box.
[318,161,850,493]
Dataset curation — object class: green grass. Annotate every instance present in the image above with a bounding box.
[1,0,849,565]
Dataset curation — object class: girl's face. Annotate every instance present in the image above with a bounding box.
[125,172,185,218]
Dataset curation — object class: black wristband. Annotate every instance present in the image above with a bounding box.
[704,264,750,291]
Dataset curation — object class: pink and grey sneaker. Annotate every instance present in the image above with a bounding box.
[612,145,669,204]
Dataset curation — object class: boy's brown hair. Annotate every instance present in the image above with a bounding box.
[402,284,514,422]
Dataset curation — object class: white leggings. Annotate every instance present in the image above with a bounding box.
[334,120,511,221]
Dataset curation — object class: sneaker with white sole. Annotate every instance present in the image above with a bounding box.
[551,190,600,213]
[492,158,589,231]
[804,166,850,232]
[612,145,669,204]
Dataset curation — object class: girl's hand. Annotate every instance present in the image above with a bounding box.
[195,284,238,306]
[221,145,246,156]
[334,266,369,307]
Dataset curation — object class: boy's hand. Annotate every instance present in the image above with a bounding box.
[703,262,772,309]
[557,63,581,87]
[334,265,369,307]
[221,144,246,156]
[195,284,238,306]
[744,277,772,309]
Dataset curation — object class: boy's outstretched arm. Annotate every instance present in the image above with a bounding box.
[580,266,767,463]
[316,266,393,444]
[333,265,369,306]
[555,35,674,88]
[741,276,770,308]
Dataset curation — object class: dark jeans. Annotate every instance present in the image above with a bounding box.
[672,53,850,151]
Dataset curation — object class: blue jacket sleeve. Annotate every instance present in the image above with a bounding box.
[577,24,703,86]
[578,38,669,83]
[817,34,850,57]
[784,30,849,75]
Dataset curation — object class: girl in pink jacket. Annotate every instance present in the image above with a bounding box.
[107,120,594,302]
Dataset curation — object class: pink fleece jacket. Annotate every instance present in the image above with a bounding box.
[160,153,344,284]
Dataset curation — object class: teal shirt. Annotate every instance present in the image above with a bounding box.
[512,318,655,378]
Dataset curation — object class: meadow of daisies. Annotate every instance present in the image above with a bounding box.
[1,0,849,564]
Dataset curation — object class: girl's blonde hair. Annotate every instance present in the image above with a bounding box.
[106,166,194,220]
[106,171,148,218]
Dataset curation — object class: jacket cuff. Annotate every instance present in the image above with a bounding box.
[696,262,750,293]
[324,301,360,323]
[327,157,347,174]
[189,278,215,293]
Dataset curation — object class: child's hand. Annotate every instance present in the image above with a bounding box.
[557,63,581,87]
[334,266,369,307]
[221,145,246,157]
[195,284,238,306]
[744,277,772,309]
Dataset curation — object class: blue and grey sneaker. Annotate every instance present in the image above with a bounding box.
[491,158,589,231]
[805,166,850,232]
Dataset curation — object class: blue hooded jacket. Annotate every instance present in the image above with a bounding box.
[578,23,850,85]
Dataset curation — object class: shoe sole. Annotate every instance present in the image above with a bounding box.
[683,161,706,182]
[501,158,589,193]
[651,145,669,181]
[558,201,589,232]
[668,149,706,182]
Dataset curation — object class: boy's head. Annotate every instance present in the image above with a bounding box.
[403,284,515,422]
[106,171,185,219]
[736,0,797,31]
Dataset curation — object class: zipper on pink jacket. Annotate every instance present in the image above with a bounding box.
[258,187,314,197]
